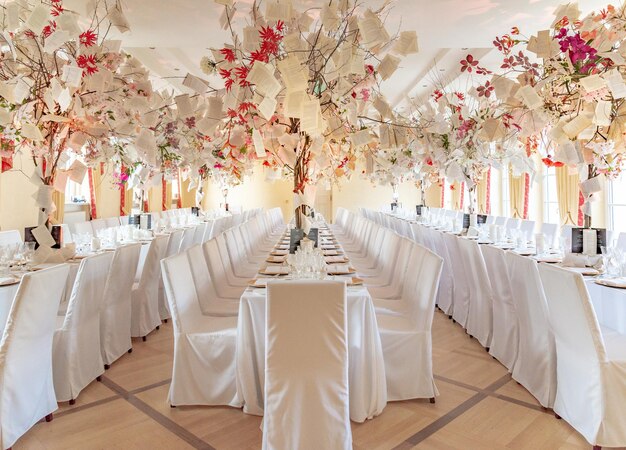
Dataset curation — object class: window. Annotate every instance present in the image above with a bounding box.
[543,166,559,225]
[65,172,90,204]
[608,174,626,232]
[501,168,510,217]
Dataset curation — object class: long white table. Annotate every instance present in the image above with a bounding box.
[236,285,387,423]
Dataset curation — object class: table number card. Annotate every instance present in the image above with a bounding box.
[571,228,606,255]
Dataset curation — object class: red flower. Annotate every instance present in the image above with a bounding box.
[79,29,98,47]
[510,26,519,35]
[50,1,64,17]
[432,90,443,102]
[460,54,479,72]
[218,68,232,79]
[42,21,56,38]
[425,157,433,166]
[234,65,251,86]
[76,54,98,75]
[476,81,494,98]
[542,157,564,167]
[224,78,234,91]
[238,102,256,113]
[450,185,455,190]
[275,20,284,33]
[220,48,236,63]
[249,50,269,63]
[366,64,375,75]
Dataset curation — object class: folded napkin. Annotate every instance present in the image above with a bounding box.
[261,266,289,275]
[561,266,600,276]
[562,253,602,269]
[272,249,289,255]
[267,256,286,263]
[0,276,18,285]
[327,264,351,274]
[466,226,479,238]
[323,250,339,256]
[596,278,626,288]
[325,255,347,263]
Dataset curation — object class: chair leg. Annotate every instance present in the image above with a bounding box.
[554,413,561,419]
[156,325,160,330]
[96,376,102,382]
[429,397,436,404]
[69,399,75,405]
[163,319,168,323]
[128,348,133,354]
[592,446,601,450]
[45,413,53,422]
[142,336,147,342]
[104,364,110,370]
[170,404,176,408]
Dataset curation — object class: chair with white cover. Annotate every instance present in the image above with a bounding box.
[456,238,493,348]
[72,221,94,237]
[538,263,626,449]
[179,227,196,253]
[480,244,518,370]
[104,217,120,228]
[91,218,106,234]
[616,231,626,251]
[187,245,239,317]
[193,222,208,246]
[53,252,114,403]
[519,220,535,241]
[263,280,351,450]
[100,243,142,368]
[158,230,184,321]
[131,234,168,340]
[0,264,70,450]
[161,252,240,407]
[494,216,507,226]
[505,252,556,408]
[0,230,22,247]
[540,222,558,248]
[119,215,130,225]
[444,233,470,327]
[375,246,443,401]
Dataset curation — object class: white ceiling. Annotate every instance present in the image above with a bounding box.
[67,0,609,105]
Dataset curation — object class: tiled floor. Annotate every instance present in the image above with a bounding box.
[15,311,609,450]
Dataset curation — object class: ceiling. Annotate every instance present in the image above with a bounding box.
[67,0,609,108]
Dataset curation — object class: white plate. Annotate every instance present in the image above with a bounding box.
[0,276,19,286]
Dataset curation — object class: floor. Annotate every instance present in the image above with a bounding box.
[15,311,610,450]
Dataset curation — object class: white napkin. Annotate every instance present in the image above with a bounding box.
[323,250,339,256]
[466,226,479,238]
[562,253,602,269]
[327,264,351,274]
[0,276,17,285]
[596,277,626,288]
[325,255,347,263]
[273,249,288,255]
[262,266,289,275]
[562,266,600,276]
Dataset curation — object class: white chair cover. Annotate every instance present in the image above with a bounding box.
[131,234,168,338]
[457,238,493,348]
[72,221,93,236]
[263,280,351,450]
[0,264,70,450]
[161,252,240,407]
[100,243,142,366]
[540,223,558,247]
[179,227,196,253]
[480,245,518,370]
[53,252,114,401]
[91,219,106,234]
[617,231,626,250]
[0,230,22,246]
[376,246,442,401]
[444,233,470,327]
[505,252,556,408]
[159,230,184,321]
[187,245,239,316]
[104,217,120,228]
[538,263,626,447]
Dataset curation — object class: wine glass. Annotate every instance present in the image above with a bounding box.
[23,242,35,270]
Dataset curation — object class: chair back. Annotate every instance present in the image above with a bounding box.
[161,252,203,334]
[0,230,22,246]
[0,264,70,450]
[179,227,196,253]
[263,280,351,450]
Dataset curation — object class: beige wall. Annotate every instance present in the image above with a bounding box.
[0,150,40,233]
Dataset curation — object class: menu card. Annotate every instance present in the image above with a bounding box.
[24,225,63,249]
[571,227,606,254]
[416,205,423,216]
[289,228,319,253]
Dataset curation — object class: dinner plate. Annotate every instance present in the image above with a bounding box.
[248,278,269,288]
[327,265,356,276]
[266,256,286,264]
[271,249,289,256]
[258,266,290,276]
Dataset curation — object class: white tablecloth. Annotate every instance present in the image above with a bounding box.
[236,285,387,423]
[585,280,626,334]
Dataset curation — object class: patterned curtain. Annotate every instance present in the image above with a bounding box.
[509,166,525,218]
[556,166,581,225]
[476,167,491,214]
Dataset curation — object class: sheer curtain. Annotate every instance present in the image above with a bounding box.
[509,167,525,218]
[450,182,462,210]
[555,166,580,225]
[476,168,491,214]
[162,178,172,210]
[88,164,103,219]
[51,191,65,223]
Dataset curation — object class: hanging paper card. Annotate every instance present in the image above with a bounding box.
[562,113,593,139]
[43,30,70,53]
[580,175,605,196]
[516,85,543,110]
[68,160,87,184]
[182,73,209,94]
[373,96,393,119]
[21,123,44,141]
[26,5,51,34]
[252,129,266,157]
[62,65,83,88]
[579,74,606,93]
[284,90,306,118]
[392,31,418,56]
[33,185,54,211]
[5,2,19,31]
[258,95,277,120]
[31,224,57,248]
[277,56,308,91]
[594,100,612,126]
[603,69,626,99]
[377,54,401,81]
[175,94,193,118]
[108,7,131,33]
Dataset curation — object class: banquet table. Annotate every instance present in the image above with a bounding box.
[412,220,626,335]
[235,251,387,423]
[0,242,150,334]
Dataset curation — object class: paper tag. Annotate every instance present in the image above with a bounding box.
[32,224,57,248]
